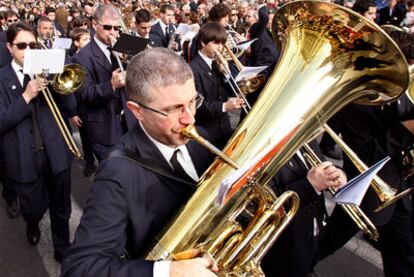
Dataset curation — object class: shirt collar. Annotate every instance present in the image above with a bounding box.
[11,60,23,74]
[94,35,110,52]
[139,121,189,164]
[198,50,213,69]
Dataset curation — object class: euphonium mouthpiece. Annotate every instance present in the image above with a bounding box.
[180,125,239,169]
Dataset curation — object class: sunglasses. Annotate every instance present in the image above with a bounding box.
[82,22,89,27]
[98,23,122,31]
[13,41,39,50]
[7,19,18,23]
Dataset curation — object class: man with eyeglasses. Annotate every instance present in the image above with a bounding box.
[0,22,73,263]
[73,4,135,162]
[62,47,217,277]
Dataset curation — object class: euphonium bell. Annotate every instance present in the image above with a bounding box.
[145,1,409,276]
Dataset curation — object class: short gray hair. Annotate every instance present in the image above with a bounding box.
[93,4,120,22]
[126,48,194,103]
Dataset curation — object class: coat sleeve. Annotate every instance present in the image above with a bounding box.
[61,169,154,277]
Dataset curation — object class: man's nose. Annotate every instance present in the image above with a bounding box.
[179,106,195,125]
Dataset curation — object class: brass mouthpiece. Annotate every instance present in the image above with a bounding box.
[180,125,239,169]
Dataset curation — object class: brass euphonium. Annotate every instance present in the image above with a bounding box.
[145,1,409,275]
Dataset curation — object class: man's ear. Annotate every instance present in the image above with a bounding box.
[127,101,144,121]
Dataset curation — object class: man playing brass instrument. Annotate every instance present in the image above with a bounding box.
[62,48,218,276]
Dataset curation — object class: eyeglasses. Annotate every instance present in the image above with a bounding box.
[13,41,40,50]
[98,23,122,31]
[136,94,204,117]
[7,19,18,23]
[231,13,237,16]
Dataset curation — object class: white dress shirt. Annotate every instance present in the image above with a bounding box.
[94,35,112,64]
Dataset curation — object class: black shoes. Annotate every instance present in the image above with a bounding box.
[54,251,63,263]
[83,161,96,177]
[6,200,20,219]
[26,223,41,245]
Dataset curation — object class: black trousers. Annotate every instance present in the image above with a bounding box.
[0,160,17,203]
[78,124,95,163]
[14,150,71,255]
[379,201,414,277]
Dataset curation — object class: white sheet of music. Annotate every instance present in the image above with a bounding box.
[23,49,65,75]
[235,65,268,82]
[333,156,390,206]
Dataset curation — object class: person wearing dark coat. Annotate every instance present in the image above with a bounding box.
[150,4,181,50]
[261,141,347,277]
[73,4,135,162]
[62,48,218,277]
[190,22,244,149]
[0,22,72,262]
[134,8,163,48]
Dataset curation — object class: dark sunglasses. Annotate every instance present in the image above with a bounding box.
[13,41,39,50]
[7,19,18,23]
[82,22,89,27]
[231,13,237,16]
[99,23,122,31]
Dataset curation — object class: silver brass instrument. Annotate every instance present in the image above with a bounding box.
[35,63,86,158]
[145,1,409,275]
[302,143,379,240]
[215,50,252,113]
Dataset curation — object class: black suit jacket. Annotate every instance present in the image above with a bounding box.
[61,124,213,277]
[0,64,72,183]
[0,41,11,68]
[339,99,414,226]
[150,22,180,49]
[262,142,326,277]
[379,4,406,26]
[190,53,233,148]
[247,6,279,78]
[262,141,327,277]
[73,38,135,148]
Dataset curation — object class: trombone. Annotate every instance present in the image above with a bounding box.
[215,50,252,113]
[33,64,86,159]
[323,124,413,212]
[223,43,267,95]
[301,142,379,240]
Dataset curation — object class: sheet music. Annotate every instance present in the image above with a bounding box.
[235,38,258,50]
[235,66,267,82]
[176,23,192,35]
[23,49,65,75]
[333,156,390,206]
[53,38,72,50]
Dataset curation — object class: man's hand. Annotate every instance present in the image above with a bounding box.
[111,68,125,90]
[22,78,48,104]
[70,115,83,127]
[170,256,218,277]
[307,161,347,192]
[224,97,245,112]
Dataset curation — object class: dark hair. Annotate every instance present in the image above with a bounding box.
[70,27,90,41]
[197,22,227,50]
[385,30,414,63]
[37,16,52,27]
[45,7,56,15]
[72,15,89,28]
[6,10,18,19]
[135,9,151,24]
[160,4,174,14]
[352,0,377,15]
[188,11,199,24]
[6,22,34,44]
[208,3,231,22]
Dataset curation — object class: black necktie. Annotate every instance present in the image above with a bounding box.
[107,46,119,71]
[170,149,193,181]
[20,70,43,151]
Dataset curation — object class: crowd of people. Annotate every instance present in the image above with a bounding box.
[0,0,414,276]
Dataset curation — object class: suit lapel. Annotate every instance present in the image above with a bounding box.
[3,65,24,99]
[195,55,216,87]
[91,39,112,74]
